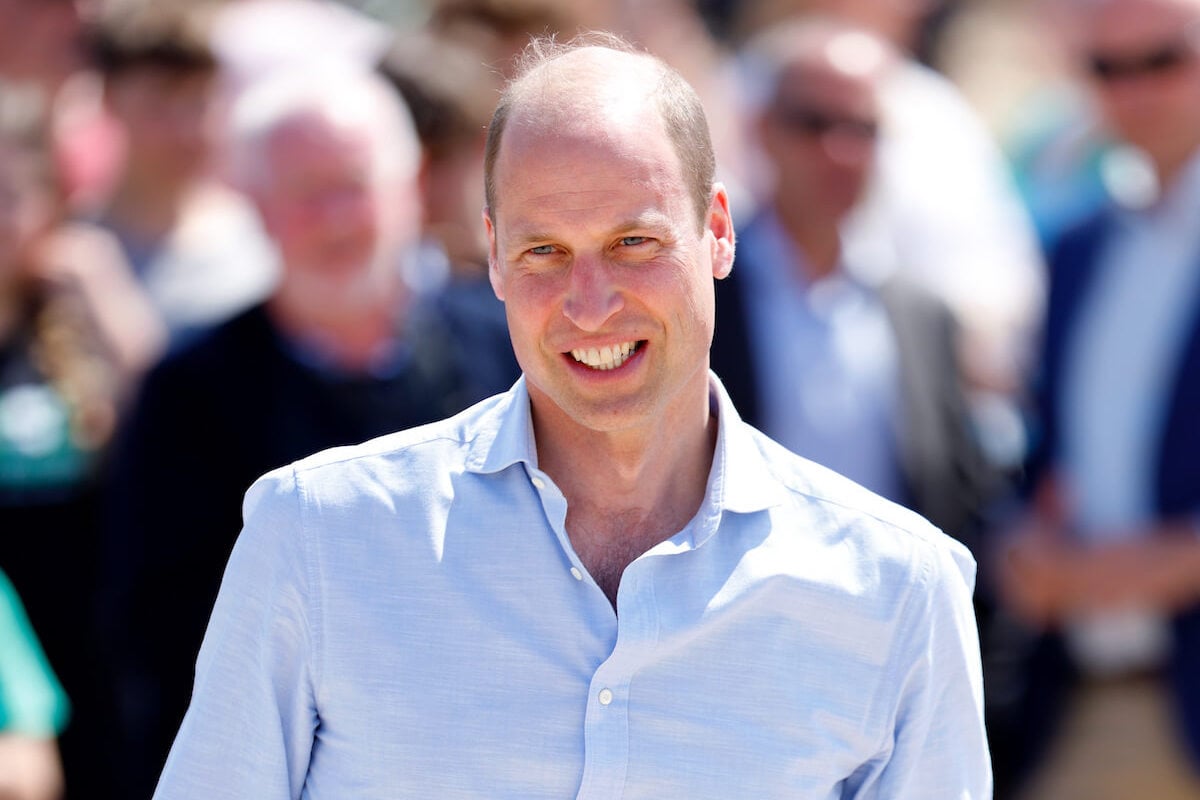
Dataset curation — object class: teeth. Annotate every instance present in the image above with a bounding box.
[570,341,638,370]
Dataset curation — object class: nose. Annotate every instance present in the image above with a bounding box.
[820,129,875,167]
[562,255,623,332]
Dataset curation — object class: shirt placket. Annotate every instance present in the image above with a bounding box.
[523,463,664,799]
[576,557,659,799]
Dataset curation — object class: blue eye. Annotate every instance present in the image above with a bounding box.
[620,236,648,246]
[529,245,555,255]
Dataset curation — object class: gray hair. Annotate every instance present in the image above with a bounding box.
[483,32,716,230]
[227,62,420,192]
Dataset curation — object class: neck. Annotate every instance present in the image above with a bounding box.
[267,269,407,372]
[774,199,842,280]
[531,371,717,605]
[105,171,192,244]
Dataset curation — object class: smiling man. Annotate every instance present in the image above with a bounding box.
[152,34,990,799]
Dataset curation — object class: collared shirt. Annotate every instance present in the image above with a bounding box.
[153,375,990,799]
[737,211,904,504]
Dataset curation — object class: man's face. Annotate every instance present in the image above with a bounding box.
[485,105,733,437]
[1078,0,1200,167]
[759,60,879,224]
[106,67,218,183]
[256,115,401,285]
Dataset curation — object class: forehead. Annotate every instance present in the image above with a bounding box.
[1081,0,1200,45]
[269,113,370,159]
[491,81,688,224]
[774,58,877,112]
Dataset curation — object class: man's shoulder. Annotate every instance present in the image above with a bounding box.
[741,423,976,580]
[268,389,513,492]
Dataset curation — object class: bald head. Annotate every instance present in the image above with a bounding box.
[483,34,716,229]
[746,16,896,109]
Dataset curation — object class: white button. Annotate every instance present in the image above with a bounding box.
[598,688,614,706]
[570,567,584,581]
[531,476,546,490]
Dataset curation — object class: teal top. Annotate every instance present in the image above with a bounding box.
[0,567,69,735]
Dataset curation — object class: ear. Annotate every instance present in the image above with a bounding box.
[707,183,735,280]
[484,207,504,301]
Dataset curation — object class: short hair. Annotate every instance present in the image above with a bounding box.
[227,63,420,194]
[377,31,499,160]
[483,32,716,230]
[90,0,219,76]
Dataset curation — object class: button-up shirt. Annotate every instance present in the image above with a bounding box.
[153,375,990,799]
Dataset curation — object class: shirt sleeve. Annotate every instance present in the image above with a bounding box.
[0,568,70,737]
[843,539,993,800]
[153,465,318,799]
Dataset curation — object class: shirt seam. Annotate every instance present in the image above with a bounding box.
[293,464,323,709]
[863,540,933,766]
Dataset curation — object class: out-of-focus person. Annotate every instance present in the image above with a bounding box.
[0,0,123,210]
[996,0,1200,798]
[713,16,999,558]
[102,62,518,800]
[378,30,519,397]
[734,0,1046,471]
[88,0,277,348]
[0,82,152,800]
[0,567,69,800]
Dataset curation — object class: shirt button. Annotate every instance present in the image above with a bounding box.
[598,688,613,706]
[531,476,546,490]
[570,567,584,581]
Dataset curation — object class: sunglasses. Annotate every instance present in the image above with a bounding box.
[770,105,879,141]
[1086,39,1197,82]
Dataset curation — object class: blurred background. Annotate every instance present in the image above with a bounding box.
[2,0,1200,798]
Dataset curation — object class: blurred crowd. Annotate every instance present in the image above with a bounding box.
[0,0,1198,798]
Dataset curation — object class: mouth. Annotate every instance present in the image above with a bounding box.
[568,340,644,371]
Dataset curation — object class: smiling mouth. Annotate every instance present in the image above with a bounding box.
[569,341,643,370]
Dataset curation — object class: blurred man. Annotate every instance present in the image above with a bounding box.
[734,0,1046,471]
[152,34,988,798]
[999,0,1200,797]
[104,63,516,799]
[713,18,996,553]
[90,0,276,346]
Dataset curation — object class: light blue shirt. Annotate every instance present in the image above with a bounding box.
[154,375,990,799]
[737,212,904,504]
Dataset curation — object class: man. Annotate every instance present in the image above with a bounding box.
[733,0,1045,470]
[105,63,516,799]
[89,0,277,346]
[713,19,996,554]
[153,34,989,798]
[998,0,1200,797]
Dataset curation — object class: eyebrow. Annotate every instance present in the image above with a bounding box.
[504,210,676,246]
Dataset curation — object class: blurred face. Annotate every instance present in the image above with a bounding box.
[485,101,734,437]
[256,114,399,286]
[1078,0,1200,171]
[0,0,84,82]
[106,66,218,184]
[759,58,879,225]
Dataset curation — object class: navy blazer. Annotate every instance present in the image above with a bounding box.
[1031,208,1200,768]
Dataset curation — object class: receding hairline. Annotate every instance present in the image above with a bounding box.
[484,35,718,229]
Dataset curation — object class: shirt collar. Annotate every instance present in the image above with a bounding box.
[464,372,787,515]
